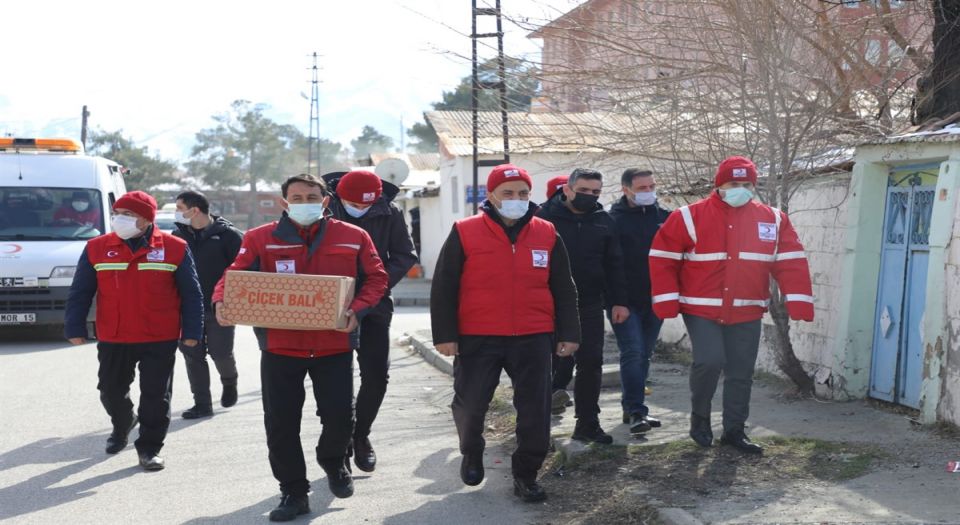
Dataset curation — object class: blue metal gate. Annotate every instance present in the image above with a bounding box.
[870,178,935,408]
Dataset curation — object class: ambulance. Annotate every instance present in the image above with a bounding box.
[0,138,127,333]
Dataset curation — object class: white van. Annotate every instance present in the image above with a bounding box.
[0,138,127,331]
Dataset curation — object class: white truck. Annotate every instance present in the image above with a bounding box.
[0,137,127,333]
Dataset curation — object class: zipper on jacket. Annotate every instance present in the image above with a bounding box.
[511,242,517,335]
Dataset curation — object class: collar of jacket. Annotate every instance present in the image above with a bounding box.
[540,193,605,221]
[273,213,328,257]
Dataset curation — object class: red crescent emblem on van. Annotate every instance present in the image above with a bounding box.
[1,244,22,254]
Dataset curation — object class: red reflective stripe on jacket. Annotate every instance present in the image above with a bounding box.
[456,213,556,336]
[212,218,388,358]
[649,192,814,323]
[86,229,187,342]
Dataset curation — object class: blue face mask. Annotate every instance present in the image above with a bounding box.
[721,187,753,208]
[287,203,325,226]
[496,199,529,220]
[343,203,370,218]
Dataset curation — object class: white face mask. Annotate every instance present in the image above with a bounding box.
[496,199,529,220]
[287,203,325,226]
[174,210,192,225]
[632,190,656,206]
[72,200,90,212]
[111,214,142,239]
[343,203,370,219]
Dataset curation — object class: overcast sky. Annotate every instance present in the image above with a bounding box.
[0,0,580,163]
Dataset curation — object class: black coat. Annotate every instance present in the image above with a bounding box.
[172,216,244,311]
[322,173,418,311]
[608,196,671,309]
[536,194,628,310]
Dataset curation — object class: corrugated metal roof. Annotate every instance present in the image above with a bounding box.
[425,110,639,156]
[368,152,440,171]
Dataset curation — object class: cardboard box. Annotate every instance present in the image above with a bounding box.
[221,270,355,330]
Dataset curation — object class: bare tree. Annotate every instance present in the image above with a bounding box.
[510,0,932,394]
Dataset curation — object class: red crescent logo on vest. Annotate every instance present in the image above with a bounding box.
[1,244,22,254]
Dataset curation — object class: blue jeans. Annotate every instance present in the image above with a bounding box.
[608,305,662,417]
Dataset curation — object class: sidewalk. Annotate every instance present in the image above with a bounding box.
[404,316,960,524]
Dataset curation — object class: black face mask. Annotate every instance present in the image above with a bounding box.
[570,192,599,212]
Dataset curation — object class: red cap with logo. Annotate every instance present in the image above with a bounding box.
[113,191,158,222]
[714,156,758,188]
[338,170,383,205]
[487,164,533,193]
[546,175,569,200]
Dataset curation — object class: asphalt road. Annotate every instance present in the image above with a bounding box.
[0,307,538,524]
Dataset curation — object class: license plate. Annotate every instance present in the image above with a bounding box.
[0,313,36,324]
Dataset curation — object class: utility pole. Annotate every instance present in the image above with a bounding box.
[400,115,405,153]
[471,0,511,214]
[80,105,90,150]
[306,52,322,175]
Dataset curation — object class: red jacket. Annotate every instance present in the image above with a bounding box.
[649,192,814,324]
[456,212,556,336]
[86,229,188,342]
[212,216,388,358]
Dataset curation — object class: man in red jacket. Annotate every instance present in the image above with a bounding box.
[649,156,813,455]
[431,164,580,503]
[212,174,388,522]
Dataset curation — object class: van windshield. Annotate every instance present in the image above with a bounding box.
[0,187,104,240]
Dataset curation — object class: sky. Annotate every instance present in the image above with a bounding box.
[0,0,580,164]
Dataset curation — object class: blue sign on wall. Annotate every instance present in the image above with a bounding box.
[465,185,487,204]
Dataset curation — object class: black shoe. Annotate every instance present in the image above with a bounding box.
[622,412,661,427]
[268,493,309,522]
[551,389,571,414]
[105,416,138,454]
[138,453,165,471]
[628,414,653,434]
[320,459,354,498]
[460,454,484,486]
[353,436,377,473]
[719,430,764,455]
[221,384,238,408]
[572,423,614,444]
[182,404,213,419]
[513,478,547,503]
[689,414,713,448]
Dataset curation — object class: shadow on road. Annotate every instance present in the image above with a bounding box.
[0,432,140,521]
[181,483,338,524]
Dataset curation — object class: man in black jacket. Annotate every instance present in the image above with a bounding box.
[609,169,671,434]
[431,164,580,503]
[172,191,244,419]
[537,169,630,444]
[322,170,418,473]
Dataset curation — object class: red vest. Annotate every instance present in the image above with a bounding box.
[86,229,187,343]
[456,213,556,336]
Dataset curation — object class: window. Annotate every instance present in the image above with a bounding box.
[865,39,882,66]
[0,187,105,240]
[888,40,905,64]
[843,0,860,7]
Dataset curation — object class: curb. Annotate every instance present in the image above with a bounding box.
[407,332,454,376]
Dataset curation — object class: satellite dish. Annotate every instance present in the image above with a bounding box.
[375,158,410,186]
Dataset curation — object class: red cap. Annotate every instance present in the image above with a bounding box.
[546,175,569,199]
[714,156,758,188]
[338,170,383,204]
[487,164,532,194]
[113,191,157,222]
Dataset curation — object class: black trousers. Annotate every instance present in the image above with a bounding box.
[97,340,177,456]
[261,350,354,498]
[683,315,762,433]
[180,310,238,406]
[551,307,604,425]
[452,334,552,482]
[354,309,392,440]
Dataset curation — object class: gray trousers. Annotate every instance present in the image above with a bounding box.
[683,314,761,434]
[180,310,238,406]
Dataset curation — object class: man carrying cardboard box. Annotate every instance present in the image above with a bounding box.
[212,174,388,522]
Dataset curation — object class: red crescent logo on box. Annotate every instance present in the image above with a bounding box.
[1,244,22,254]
